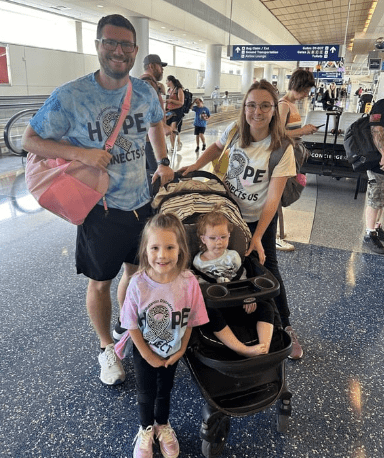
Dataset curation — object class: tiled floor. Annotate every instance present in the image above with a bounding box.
[1,109,384,458]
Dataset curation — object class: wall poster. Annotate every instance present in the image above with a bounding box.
[0,45,11,84]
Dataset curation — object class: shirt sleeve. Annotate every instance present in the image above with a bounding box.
[120,276,140,330]
[271,143,296,178]
[29,89,71,140]
[185,272,209,327]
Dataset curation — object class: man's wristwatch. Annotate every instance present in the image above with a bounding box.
[157,157,170,167]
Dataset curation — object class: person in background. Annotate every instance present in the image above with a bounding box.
[140,54,171,172]
[180,79,304,360]
[165,75,185,155]
[191,97,210,156]
[22,14,174,386]
[322,82,338,111]
[222,90,230,111]
[362,99,384,255]
[277,68,317,252]
[118,213,208,458]
[211,85,221,113]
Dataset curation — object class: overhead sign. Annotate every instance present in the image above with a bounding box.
[369,58,382,70]
[231,45,340,61]
[313,71,344,80]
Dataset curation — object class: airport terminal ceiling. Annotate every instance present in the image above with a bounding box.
[5,0,384,75]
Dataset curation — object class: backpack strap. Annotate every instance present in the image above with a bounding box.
[278,99,291,126]
[213,124,239,171]
[268,139,291,179]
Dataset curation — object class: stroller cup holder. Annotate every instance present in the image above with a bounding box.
[200,271,279,309]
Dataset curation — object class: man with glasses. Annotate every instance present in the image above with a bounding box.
[22,14,174,386]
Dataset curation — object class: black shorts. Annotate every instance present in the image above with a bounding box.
[166,107,184,127]
[76,202,153,281]
[194,126,206,136]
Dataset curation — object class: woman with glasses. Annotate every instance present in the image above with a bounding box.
[180,80,304,359]
[165,75,185,154]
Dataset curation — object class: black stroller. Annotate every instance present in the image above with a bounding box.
[153,171,293,457]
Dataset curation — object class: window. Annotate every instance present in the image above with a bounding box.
[0,1,76,52]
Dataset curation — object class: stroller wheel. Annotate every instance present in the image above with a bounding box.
[202,438,226,458]
[201,416,230,457]
[276,414,289,433]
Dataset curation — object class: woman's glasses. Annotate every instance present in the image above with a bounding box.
[96,38,136,53]
[244,102,274,113]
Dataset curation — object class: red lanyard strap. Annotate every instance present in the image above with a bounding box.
[105,79,132,152]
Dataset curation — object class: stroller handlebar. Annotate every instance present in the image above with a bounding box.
[152,170,226,196]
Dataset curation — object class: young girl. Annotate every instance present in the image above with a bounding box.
[193,208,274,358]
[118,212,208,458]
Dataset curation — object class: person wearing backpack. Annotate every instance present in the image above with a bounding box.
[363,99,384,254]
[165,75,185,155]
[139,54,171,172]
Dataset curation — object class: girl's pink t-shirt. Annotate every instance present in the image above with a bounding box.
[116,270,209,359]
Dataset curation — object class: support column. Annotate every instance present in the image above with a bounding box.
[76,21,83,54]
[130,17,149,78]
[376,72,384,100]
[263,64,274,83]
[277,68,286,93]
[205,44,222,97]
[242,61,254,94]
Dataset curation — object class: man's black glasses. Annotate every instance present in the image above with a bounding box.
[96,38,136,53]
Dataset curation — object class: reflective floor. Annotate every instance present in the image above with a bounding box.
[1,112,384,457]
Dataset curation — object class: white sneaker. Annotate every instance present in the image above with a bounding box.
[98,343,125,385]
[276,237,295,252]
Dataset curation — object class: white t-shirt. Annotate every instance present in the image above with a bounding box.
[193,249,244,283]
[219,122,296,222]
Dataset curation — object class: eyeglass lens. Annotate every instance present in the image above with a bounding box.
[245,103,273,113]
[101,39,135,52]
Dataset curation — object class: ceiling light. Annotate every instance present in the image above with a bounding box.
[50,5,71,11]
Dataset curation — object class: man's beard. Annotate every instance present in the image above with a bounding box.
[100,54,134,80]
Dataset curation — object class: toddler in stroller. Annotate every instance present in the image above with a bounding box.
[192,205,274,358]
[153,171,293,457]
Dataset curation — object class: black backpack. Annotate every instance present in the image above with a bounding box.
[343,114,381,172]
[182,89,193,114]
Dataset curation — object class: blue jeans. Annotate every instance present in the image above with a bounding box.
[247,213,291,328]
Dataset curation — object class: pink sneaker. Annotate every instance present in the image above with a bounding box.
[155,422,180,458]
[285,326,303,360]
[133,426,154,458]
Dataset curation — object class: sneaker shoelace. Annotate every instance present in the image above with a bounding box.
[158,425,176,445]
[104,347,117,367]
[133,426,154,448]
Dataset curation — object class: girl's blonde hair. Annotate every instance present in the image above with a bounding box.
[196,205,233,253]
[237,79,288,151]
[138,212,190,275]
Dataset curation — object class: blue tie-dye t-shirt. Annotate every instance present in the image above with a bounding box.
[29,73,164,211]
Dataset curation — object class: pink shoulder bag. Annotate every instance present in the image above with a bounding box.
[25,80,132,225]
